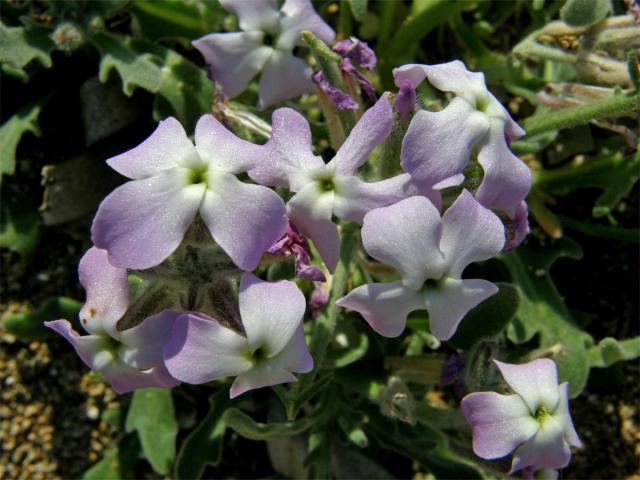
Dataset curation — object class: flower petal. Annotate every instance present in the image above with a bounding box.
[163,313,252,384]
[361,196,444,290]
[258,50,315,109]
[92,168,205,269]
[287,183,339,272]
[193,32,272,98]
[230,363,297,399]
[424,278,498,340]
[420,60,488,101]
[45,320,112,371]
[194,114,265,174]
[510,416,572,473]
[118,310,181,370]
[461,391,539,460]
[277,0,335,50]
[401,97,490,190]
[220,0,280,32]
[238,273,306,356]
[333,173,416,224]
[78,247,129,337]
[106,117,194,179]
[328,95,393,176]
[555,382,582,448]
[392,64,429,89]
[494,359,561,413]
[106,364,179,395]
[439,189,505,279]
[336,281,425,337]
[475,119,532,218]
[200,173,287,271]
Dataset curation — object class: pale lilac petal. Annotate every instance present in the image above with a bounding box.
[287,183,339,272]
[555,382,582,448]
[105,363,179,394]
[119,310,181,370]
[401,97,490,190]
[194,114,265,174]
[106,117,193,179]
[439,190,505,279]
[421,60,488,100]
[328,95,393,176]
[249,107,324,189]
[277,0,335,50]
[392,64,429,89]
[269,322,313,373]
[230,364,297,398]
[494,359,561,413]
[476,120,532,218]
[163,313,252,384]
[332,173,414,224]
[510,416,571,473]
[200,173,287,271]
[238,273,306,355]
[92,169,206,270]
[258,50,315,109]
[78,247,129,337]
[220,0,280,32]
[336,282,425,337]
[361,196,444,290]
[193,32,272,98]
[45,320,113,371]
[461,391,539,460]
[504,201,530,251]
[424,278,498,340]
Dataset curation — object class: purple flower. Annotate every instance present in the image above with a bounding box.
[312,70,359,111]
[336,192,504,340]
[249,94,417,271]
[394,61,531,219]
[504,200,530,251]
[45,247,179,394]
[332,38,377,71]
[268,222,326,281]
[396,79,417,120]
[91,115,287,271]
[193,0,335,109]
[163,273,312,398]
[340,58,377,102]
[462,359,582,475]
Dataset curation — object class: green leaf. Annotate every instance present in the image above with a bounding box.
[325,317,369,368]
[348,0,368,21]
[125,388,178,475]
[89,32,163,96]
[222,407,317,441]
[82,434,141,480]
[449,283,520,349]
[0,100,43,179]
[533,148,640,217]
[174,390,228,480]
[0,24,53,76]
[501,238,594,397]
[587,337,640,367]
[0,183,42,257]
[560,0,611,27]
[2,296,82,340]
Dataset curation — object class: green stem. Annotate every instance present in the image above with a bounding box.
[556,214,639,243]
[522,93,638,137]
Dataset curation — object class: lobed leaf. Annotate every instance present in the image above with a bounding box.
[0,100,43,180]
[587,336,640,367]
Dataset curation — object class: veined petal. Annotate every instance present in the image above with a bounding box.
[163,313,252,384]
[494,359,561,413]
[249,107,325,189]
[361,196,444,290]
[92,168,206,270]
[118,310,181,370]
[401,97,490,190]
[336,281,425,338]
[476,119,532,218]
[78,247,129,337]
[258,50,315,109]
[510,416,572,473]
[439,190,505,279]
[328,95,392,176]
[106,117,194,180]
[238,273,306,356]
[555,382,582,448]
[424,278,498,340]
[194,114,265,174]
[200,173,287,271]
[220,0,280,32]
[193,32,272,98]
[277,0,335,50]
[287,183,339,272]
[461,391,539,460]
[333,173,414,224]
